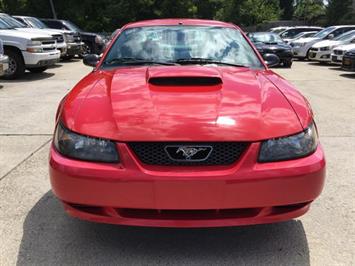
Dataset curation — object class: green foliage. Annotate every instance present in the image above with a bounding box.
[279,0,294,20]
[326,0,354,25]
[293,0,326,24]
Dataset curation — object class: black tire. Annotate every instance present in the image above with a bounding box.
[2,49,25,80]
[28,67,48,73]
[284,60,293,68]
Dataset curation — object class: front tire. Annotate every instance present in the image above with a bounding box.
[28,67,48,73]
[283,60,293,68]
[2,49,25,80]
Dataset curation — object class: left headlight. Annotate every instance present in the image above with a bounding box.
[320,46,330,51]
[53,123,119,163]
[259,123,318,162]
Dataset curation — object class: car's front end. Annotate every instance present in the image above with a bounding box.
[23,37,60,68]
[63,32,83,57]
[50,20,325,228]
[291,37,321,59]
[342,49,355,71]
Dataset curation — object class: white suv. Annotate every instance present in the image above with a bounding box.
[0,13,67,57]
[308,30,355,62]
[291,25,355,59]
[0,19,60,79]
[331,43,355,64]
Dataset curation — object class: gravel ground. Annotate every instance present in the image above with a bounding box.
[0,60,354,266]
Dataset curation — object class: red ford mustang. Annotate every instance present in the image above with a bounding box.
[49,19,326,227]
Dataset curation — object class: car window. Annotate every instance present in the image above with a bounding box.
[104,26,263,69]
[27,17,48,29]
[314,27,336,38]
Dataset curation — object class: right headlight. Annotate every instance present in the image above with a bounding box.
[53,123,119,163]
[258,123,318,162]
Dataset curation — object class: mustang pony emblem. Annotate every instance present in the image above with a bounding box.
[176,146,207,160]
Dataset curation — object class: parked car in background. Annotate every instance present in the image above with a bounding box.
[308,30,355,63]
[269,26,291,33]
[342,49,355,71]
[14,15,82,59]
[0,19,60,79]
[40,19,105,56]
[248,32,293,67]
[0,13,68,58]
[279,26,323,40]
[291,25,355,59]
[331,43,355,64]
[0,39,9,76]
[283,31,318,44]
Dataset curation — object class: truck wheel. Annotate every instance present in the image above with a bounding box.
[28,67,48,73]
[284,60,292,68]
[2,49,25,80]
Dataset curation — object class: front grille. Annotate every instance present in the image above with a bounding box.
[41,40,56,45]
[334,50,343,55]
[53,34,64,43]
[128,142,249,166]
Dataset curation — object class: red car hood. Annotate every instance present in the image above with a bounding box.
[62,66,307,141]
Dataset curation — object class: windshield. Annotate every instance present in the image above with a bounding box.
[0,14,27,28]
[103,26,263,68]
[334,30,355,41]
[26,17,48,29]
[314,27,336,38]
[65,21,82,32]
[248,32,283,44]
[0,19,13,29]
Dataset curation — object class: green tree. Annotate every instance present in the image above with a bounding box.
[216,0,281,26]
[294,0,325,24]
[279,0,294,20]
[326,0,354,25]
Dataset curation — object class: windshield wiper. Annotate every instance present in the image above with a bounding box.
[104,57,177,66]
[175,58,248,68]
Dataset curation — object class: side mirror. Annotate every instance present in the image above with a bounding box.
[328,34,334,40]
[263,53,280,67]
[83,54,100,67]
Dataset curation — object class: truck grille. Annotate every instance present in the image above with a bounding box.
[128,142,249,166]
[53,34,64,43]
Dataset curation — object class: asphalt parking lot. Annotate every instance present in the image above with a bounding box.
[0,60,354,266]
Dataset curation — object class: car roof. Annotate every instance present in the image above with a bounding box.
[123,19,238,30]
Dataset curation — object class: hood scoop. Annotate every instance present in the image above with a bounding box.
[149,76,222,86]
[147,66,223,87]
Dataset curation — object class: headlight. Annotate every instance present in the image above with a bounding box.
[65,33,75,43]
[258,123,318,162]
[320,47,330,51]
[28,40,42,46]
[53,123,119,163]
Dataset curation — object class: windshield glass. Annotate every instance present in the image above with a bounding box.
[334,30,355,41]
[314,27,335,38]
[103,26,263,68]
[248,32,283,44]
[0,19,12,29]
[65,21,82,32]
[26,17,48,29]
[0,15,27,28]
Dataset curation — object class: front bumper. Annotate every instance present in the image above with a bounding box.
[308,50,331,62]
[342,56,355,71]
[331,53,343,65]
[23,50,60,67]
[292,46,307,58]
[49,142,326,227]
[66,42,83,56]
[0,55,9,76]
